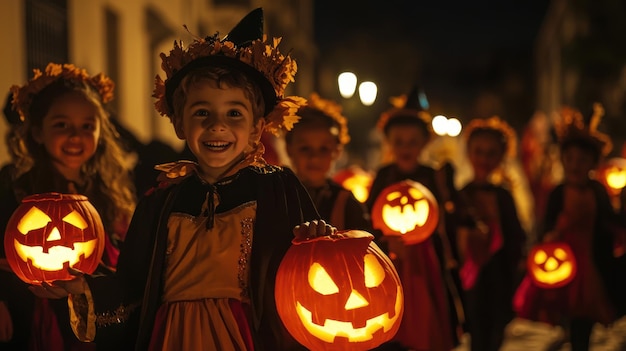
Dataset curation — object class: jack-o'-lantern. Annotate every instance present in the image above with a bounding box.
[275,230,403,351]
[371,180,439,245]
[332,166,373,203]
[4,192,105,284]
[597,157,626,197]
[528,242,576,289]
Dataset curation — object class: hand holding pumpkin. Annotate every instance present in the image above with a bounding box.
[0,301,13,342]
[293,219,337,241]
[28,267,86,299]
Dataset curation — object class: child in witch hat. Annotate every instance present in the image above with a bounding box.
[30,8,335,350]
[366,85,458,351]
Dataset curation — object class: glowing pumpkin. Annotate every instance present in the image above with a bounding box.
[597,157,626,197]
[275,230,403,351]
[332,166,373,203]
[4,192,105,284]
[528,242,576,289]
[371,180,439,245]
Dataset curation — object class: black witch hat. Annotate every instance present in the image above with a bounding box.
[157,7,297,120]
[377,83,433,134]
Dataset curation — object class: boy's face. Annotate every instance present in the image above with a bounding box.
[467,133,504,182]
[386,125,428,172]
[286,126,340,187]
[561,145,596,186]
[174,81,264,181]
[32,92,101,181]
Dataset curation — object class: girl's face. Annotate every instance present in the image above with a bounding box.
[386,125,428,173]
[561,145,596,187]
[33,92,101,181]
[175,81,264,182]
[286,126,340,188]
[467,133,505,182]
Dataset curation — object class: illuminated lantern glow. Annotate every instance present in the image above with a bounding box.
[275,230,403,351]
[528,242,577,289]
[371,180,439,245]
[332,166,373,203]
[4,193,105,284]
[597,157,626,196]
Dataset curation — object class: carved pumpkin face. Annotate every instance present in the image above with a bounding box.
[528,242,576,289]
[371,180,439,245]
[4,192,105,284]
[275,230,403,351]
[332,166,373,203]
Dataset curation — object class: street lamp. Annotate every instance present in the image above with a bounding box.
[358,81,377,106]
[338,72,357,98]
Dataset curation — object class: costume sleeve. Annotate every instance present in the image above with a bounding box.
[344,193,373,233]
[68,189,165,344]
[539,185,562,241]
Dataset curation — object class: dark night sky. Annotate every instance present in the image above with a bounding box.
[313,0,551,133]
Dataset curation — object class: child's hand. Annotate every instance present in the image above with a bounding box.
[28,268,86,299]
[293,219,337,240]
[0,301,12,342]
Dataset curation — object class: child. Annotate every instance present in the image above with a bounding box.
[284,93,371,231]
[519,105,621,351]
[366,88,455,351]
[455,116,526,351]
[0,64,136,349]
[31,8,334,351]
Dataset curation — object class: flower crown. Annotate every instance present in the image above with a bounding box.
[11,63,114,122]
[464,116,518,159]
[376,94,433,134]
[554,103,612,157]
[300,93,350,145]
[153,32,305,136]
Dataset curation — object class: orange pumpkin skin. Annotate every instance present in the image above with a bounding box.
[528,242,577,289]
[275,230,403,351]
[371,180,439,245]
[4,192,105,284]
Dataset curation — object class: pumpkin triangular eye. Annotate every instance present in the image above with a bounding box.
[309,262,339,295]
[63,210,88,229]
[364,253,385,288]
[553,248,567,261]
[17,206,51,234]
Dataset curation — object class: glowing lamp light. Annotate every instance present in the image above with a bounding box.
[275,230,403,351]
[528,242,576,289]
[338,72,358,98]
[446,118,462,137]
[3,193,105,284]
[358,82,377,106]
[333,166,373,203]
[371,180,439,245]
[432,115,449,136]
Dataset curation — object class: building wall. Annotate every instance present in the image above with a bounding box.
[0,0,315,165]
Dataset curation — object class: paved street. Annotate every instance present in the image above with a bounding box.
[454,317,626,351]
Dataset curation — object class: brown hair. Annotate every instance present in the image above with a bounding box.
[9,78,136,234]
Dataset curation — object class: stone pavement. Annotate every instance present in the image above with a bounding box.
[453,317,626,351]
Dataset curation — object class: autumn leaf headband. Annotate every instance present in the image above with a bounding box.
[554,103,612,157]
[11,63,114,123]
[297,93,350,145]
[153,25,305,136]
[464,116,518,159]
